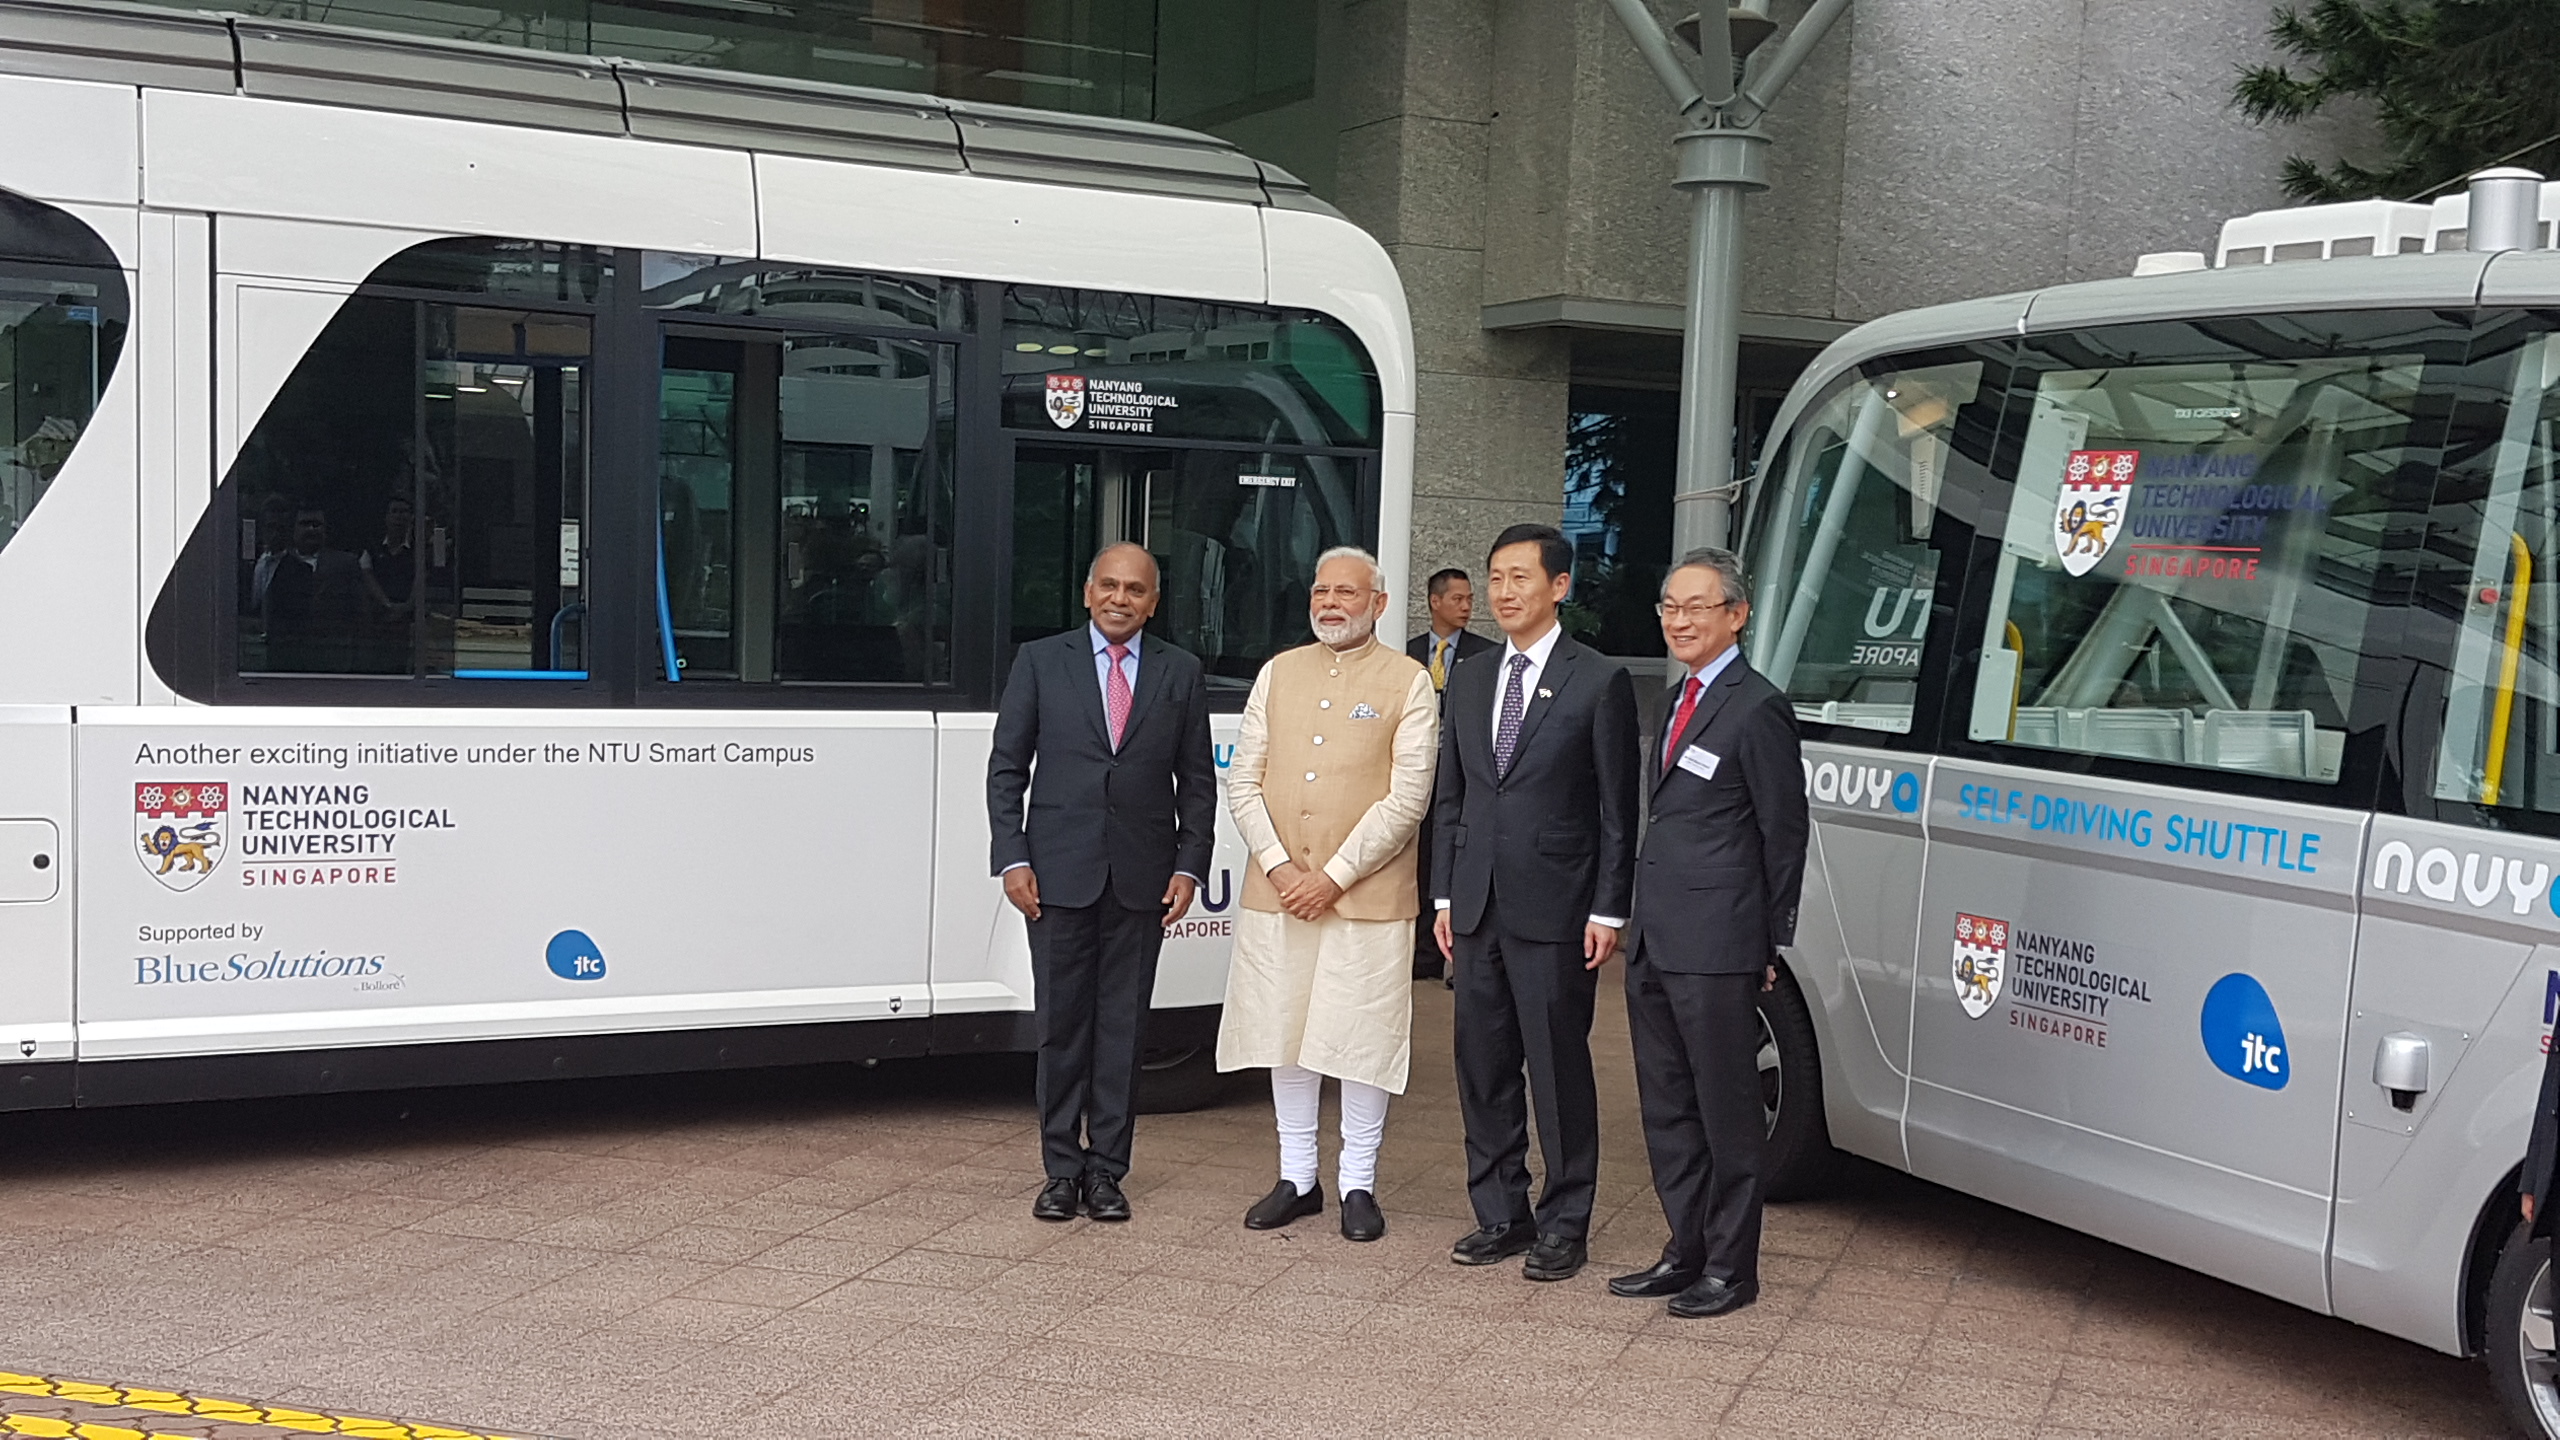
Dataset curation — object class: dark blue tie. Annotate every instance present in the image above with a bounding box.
[1495,652,1530,775]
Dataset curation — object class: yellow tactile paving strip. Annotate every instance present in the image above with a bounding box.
[0,1375,524,1440]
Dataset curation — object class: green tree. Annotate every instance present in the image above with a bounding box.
[2235,0,2560,202]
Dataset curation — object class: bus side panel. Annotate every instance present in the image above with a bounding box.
[0,288,139,707]
[1909,759,2362,1316]
[928,710,1247,1021]
[0,707,74,1091]
[1799,740,1926,1165]
[2329,817,2560,1353]
[0,73,136,208]
[75,710,935,1060]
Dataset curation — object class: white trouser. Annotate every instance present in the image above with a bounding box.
[1273,1063,1392,1196]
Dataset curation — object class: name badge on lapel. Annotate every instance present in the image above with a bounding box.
[1677,746,1721,781]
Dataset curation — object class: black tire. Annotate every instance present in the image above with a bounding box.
[2488,1220,2560,1438]
[1757,960,1840,1202]
[1135,1043,1240,1113]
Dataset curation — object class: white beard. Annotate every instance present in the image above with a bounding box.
[1312,610,1376,648]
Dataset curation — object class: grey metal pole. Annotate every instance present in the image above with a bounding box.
[1670,126,1768,555]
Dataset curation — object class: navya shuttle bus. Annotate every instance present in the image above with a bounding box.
[0,3,1409,1114]
[1735,181,2560,1435]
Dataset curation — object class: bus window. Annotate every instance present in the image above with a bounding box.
[654,330,955,687]
[2424,319,2560,814]
[233,292,593,681]
[1748,359,1995,734]
[1967,338,2425,783]
[0,192,127,568]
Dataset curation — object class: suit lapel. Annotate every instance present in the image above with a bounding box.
[1070,628,1115,751]
[1508,638,1574,766]
[1654,661,1744,793]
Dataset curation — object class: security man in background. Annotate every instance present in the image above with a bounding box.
[1406,567,1492,982]
[987,542,1217,1225]
[1610,548,1809,1319]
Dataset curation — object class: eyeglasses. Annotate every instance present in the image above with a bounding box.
[1656,599,1735,621]
[1308,585,1376,602]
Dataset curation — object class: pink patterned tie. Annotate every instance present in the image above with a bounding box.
[1105,641,1132,750]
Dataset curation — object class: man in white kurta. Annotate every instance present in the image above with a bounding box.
[1219,547,1439,1242]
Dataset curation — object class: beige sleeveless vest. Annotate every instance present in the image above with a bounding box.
[1240,638,1425,921]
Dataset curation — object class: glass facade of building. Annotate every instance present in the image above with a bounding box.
[160,0,1334,194]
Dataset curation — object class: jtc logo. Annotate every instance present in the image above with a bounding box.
[2201,972,2289,1091]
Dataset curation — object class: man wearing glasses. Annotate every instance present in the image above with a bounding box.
[1609,547,1808,1319]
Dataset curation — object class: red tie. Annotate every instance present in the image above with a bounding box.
[1664,675,1703,773]
[1105,642,1133,750]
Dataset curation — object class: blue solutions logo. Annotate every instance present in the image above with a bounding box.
[2200,973,2287,1090]
[546,929,606,982]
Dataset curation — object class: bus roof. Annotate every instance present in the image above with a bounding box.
[1762,247,2560,480]
[0,0,1333,212]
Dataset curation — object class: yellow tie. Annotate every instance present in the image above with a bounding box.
[1430,636,1448,690]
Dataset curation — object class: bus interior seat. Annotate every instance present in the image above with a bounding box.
[2198,708,2317,778]
[2080,707,2188,761]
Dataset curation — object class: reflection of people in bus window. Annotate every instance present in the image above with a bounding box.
[263,505,366,670]
[246,493,297,616]
[361,494,417,618]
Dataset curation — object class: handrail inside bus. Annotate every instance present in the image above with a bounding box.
[2003,621,2024,740]
[2484,530,2532,805]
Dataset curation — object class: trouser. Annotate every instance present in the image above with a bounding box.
[1625,952,1765,1286]
[1451,895,1601,1238]
[1027,893,1165,1181]
[1412,807,1441,967]
[1272,1063,1392,1196]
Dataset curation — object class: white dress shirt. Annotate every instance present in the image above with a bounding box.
[1437,619,1622,930]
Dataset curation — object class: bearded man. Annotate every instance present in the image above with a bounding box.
[1217,546,1438,1241]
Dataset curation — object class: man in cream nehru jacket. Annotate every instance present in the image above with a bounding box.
[1217,546,1437,1241]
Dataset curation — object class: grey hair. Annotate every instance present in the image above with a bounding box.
[1086,541,1160,585]
[1313,545,1384,591]
[1662,547,1749,605]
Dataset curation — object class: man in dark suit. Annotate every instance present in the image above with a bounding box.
[988,542,1217,1224]
[1406,567,1493,981]
[1608,547,1809,1319]
[1431,524,1641,1282]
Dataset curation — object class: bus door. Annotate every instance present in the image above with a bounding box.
[1912,317,2435,1314]
[0,708,71,1095]
[1746,352,2007,1163]
[2331,317,2560,1346]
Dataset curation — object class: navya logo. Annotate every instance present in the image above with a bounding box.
[1802,759,1921,813]
[2201,973,2289,1090]
[2369,841,2554,917]
[546,929,606,981]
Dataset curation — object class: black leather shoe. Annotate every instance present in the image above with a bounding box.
[1523,1234,1586,1282]
[1339,1188,1385,1242]
[1244,1179,1323,1230]
[1608,1259,1702,1298]
[1667,1276,1759,1318]
[1031,1177,1080,1222]
[1082,1173,1132,1223]
[1449,1222,1537,1266]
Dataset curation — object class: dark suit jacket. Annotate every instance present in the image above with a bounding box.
[986,628,1217,912]
[1406,628,1495,697]
[1431,632,1641,944]
[2527,1036,2560,1237]
[1630,656,1810,975]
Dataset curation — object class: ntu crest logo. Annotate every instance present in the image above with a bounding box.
[1044,373,1086,429]
[136,782,226,891]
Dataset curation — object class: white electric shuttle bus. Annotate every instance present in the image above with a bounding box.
[0,1,1410,1115]
[1736,191,2560,1434]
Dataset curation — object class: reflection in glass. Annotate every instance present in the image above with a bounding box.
[0,274,123,562]
[657,330,953,685]
[233,295,591,679]
[1750,362,1989,734]
[642,254,966,332]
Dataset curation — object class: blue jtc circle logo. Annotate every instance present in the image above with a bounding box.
[546,929,606,982]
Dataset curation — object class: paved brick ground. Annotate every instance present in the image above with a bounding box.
[0,978,2518,1438]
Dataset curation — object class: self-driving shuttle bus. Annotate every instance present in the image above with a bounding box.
[0,1,1410,1116]
[1737,182,2560,1434]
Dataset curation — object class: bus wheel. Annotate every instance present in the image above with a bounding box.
[1758,961,1839,1202]
[2489,1221,2560,1438]
[1135,1044,1238,1113]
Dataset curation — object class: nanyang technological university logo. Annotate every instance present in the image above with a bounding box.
[136,781,226,891]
